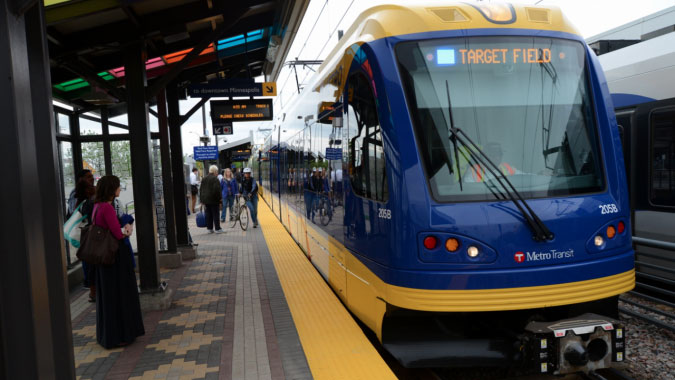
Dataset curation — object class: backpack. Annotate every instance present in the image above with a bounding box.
[63,202,89,248]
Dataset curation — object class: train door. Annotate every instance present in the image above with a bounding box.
[343,71,391,266]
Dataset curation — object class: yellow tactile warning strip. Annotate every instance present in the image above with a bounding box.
[257,201,397,380]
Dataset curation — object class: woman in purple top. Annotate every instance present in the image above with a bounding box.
[93,175,145,349]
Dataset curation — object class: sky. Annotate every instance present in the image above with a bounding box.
[178,0,675,156]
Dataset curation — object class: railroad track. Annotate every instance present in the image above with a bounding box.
[619,291,675,333]
[579,368,635,380]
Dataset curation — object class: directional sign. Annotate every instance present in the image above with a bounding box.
[188,80,277,98]
[193,146,219,160]
[211,99,273,122]
[213,123,233,135]
[325,147,342,160]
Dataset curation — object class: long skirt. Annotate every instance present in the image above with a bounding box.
[95,241,145,349]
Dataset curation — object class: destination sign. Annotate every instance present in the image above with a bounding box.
[434,47,554,65]
[188,80,276,97]
[210,99,273,122]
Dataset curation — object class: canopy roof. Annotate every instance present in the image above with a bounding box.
[46,0,306,114]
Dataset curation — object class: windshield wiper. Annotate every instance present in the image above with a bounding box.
[452,127,554,242]
[444,82,552,241]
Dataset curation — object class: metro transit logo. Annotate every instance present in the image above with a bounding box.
[514,252,525,263]
[514,249,575,263]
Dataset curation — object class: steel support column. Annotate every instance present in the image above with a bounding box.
[125,41,160,291]
[157,90,178,252]
[0,1,75,378]
[167,85,190,245]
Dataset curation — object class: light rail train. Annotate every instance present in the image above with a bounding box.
[596,29,675,288]
[252,3,634,375]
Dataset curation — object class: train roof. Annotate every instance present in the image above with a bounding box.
[313,2,580,94]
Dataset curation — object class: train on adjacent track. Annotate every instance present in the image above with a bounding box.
[252,3,635,375]
[594,26,675,292]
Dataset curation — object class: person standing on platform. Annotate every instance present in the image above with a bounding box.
[190,167,199,213]
[72,170,96,302]
[241,167,259,228]
[220,168,238,222]
[92,175,144,349]
[200,165,223,233]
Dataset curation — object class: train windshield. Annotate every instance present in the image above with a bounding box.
[396,36,604,202]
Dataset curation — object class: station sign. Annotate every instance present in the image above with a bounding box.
[193,146,219,160]
[325,147,342,160]
[189,79,276,97]
[210,99,273,122]
[213,122,233,135]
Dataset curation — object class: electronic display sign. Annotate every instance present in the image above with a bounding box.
[433,47,553,66]
[210,99,273,122]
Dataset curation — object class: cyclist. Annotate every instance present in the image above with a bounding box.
[319,168,333,220]
[310,167,322,223]
[240,167,259,228]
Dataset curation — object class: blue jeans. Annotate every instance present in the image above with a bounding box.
[245,195,259,225]
[221,195,234,220]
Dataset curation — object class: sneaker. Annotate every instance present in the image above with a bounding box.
[207,229,214,234]
[215,229,224,234]
[253,224,258,228]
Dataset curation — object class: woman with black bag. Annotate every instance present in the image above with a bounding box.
[92,175,145,348]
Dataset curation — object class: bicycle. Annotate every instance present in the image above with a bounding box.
[228,195,249,231]
[313,192,333,226]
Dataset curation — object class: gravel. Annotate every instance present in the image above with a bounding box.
[619,294,675,380]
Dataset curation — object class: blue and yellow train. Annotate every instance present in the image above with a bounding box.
[253,3,634,375]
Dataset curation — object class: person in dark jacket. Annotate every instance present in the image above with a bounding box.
[220,168,238,222]
[199,165,223,233]
[240,167,259,228]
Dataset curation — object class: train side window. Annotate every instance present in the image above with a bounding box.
[347,73,388,202]
[649,108,675,207]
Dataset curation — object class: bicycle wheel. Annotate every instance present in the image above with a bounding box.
[228,207,237,228]
[320,200,330,226]
[239,205,249,231]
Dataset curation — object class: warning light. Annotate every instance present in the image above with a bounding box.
[423,236,438,250]
[617,221,625,234]
[559,52,566,60]
[445,238,459,252]
[426,53,434,61]
[475,3,515,23]
[437,48,456,65]
[606,225,616,239]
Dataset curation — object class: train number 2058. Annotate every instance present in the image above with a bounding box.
[599,204,619,214]
[378,208,392,219]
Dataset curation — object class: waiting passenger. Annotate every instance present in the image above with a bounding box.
[92,175,144,349]
[199,165,223,233]
[241,167,259,228]
[220,168,238,222]
[190,168,199,213]
[72,170,96,302]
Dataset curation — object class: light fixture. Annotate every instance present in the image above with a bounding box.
[467,246,479,257]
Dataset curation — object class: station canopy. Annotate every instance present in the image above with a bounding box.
[45,0,304,116]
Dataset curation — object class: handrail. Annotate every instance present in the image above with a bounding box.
[632,236,675,252]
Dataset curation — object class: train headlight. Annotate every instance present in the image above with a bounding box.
[594,235,604,247]
[445,238,460,252]
[467,246,479,257]
[606,226,616,239]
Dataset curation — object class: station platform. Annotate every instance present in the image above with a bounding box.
[69,201,395,380]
